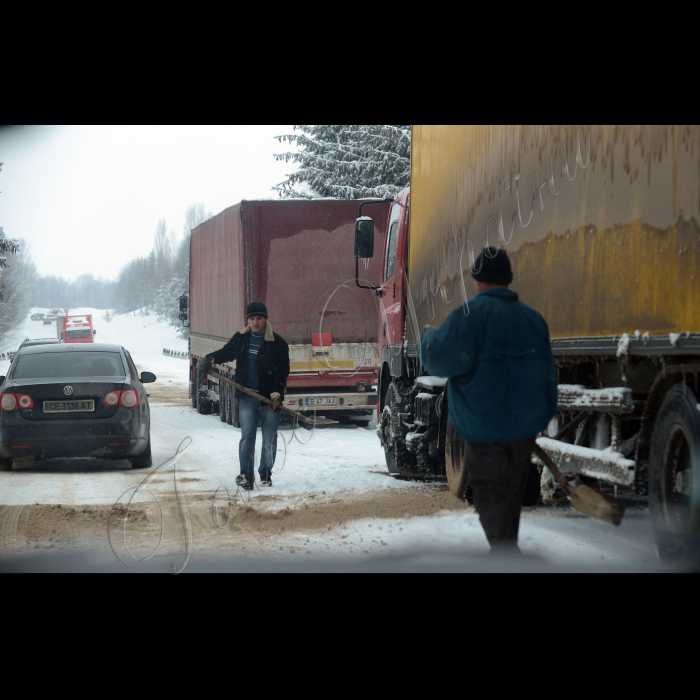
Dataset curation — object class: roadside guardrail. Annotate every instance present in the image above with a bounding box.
[163,348,188,359]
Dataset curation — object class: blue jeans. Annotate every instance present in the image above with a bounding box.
[238,395,281,482]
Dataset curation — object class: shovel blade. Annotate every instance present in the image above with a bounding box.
[569,484,626,526]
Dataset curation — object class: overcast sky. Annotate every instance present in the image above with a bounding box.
[0,125,298,281]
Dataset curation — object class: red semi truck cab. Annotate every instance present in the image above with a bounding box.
[57,315,96,343]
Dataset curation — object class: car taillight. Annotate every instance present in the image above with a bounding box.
[120,390,139,408]
[103,391,120,406]
[103,390,140,408]
[1,393,17,411]
[18,394,34,409]
[0,393,33,410]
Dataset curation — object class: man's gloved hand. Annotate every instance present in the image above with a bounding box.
[198,355,213,373]
[270,392,282,411]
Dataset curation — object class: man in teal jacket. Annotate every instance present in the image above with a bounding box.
[420,247,557,553]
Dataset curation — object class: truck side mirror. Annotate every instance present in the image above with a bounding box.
[179,292,190,327]
[355,217,375,258]
[93,329,97,335]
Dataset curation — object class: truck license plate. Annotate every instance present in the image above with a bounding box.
[43,400,95,413]
[308,398,336,405]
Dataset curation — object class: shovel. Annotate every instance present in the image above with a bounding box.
[207,369,339,426]
[533,444,626,526]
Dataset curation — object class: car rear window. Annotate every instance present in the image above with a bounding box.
[12,351,126,379]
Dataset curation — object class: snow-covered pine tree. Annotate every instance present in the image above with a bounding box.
[273,126,411,199]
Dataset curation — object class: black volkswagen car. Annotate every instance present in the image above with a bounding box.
[0,343,156,471]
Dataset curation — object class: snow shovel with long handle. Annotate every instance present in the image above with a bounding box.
[533,444,626,527]
[207,370,339,426]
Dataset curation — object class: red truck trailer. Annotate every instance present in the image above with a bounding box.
[181,198,390,425]
[56,314,95,343]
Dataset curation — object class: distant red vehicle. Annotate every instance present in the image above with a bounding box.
[57,315,96,343]
[181,199,390,425]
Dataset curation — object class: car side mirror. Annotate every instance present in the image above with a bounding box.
[140,371,156,383]
[355,217,374,258]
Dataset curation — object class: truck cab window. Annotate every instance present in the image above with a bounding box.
[384,202,401,282]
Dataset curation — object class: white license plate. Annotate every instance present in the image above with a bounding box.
[308,397,336,405]
[43,400,95,413]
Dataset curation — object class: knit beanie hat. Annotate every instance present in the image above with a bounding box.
[246,301,268,319]
[471,247,513,285]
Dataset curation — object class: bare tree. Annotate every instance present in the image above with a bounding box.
[0,162,25,346]
[0,239,36,344]
[0,161,20,288]
[153,218,172,287]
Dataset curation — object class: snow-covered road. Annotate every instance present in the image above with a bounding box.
[0,309,678,572]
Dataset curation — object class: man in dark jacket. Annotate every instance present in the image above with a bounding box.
[420,248,557,553]
[201,301,290,490]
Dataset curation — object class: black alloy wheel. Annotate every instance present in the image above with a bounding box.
[649,383,700,560]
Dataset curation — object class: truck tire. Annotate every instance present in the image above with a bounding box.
[190,360,197,408]
[648,383,700,560]
[196,371,212,415]
[219,383,228,423]
[381,382,418,478]
[445,418,472,502]
[225,384,234,426]
[232,391,241,428]
[0,457,13,471]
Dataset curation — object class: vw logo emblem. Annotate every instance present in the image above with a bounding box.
[63,386,74,396]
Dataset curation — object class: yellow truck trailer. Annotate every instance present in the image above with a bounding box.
[354,125,700,558]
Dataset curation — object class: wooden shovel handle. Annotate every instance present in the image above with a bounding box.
[206,369,338,425]
[533,444,574,497]
[207,370,276,408]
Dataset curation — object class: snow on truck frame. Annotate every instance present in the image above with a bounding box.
[181,199,391,426]
[353,125,700,559]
